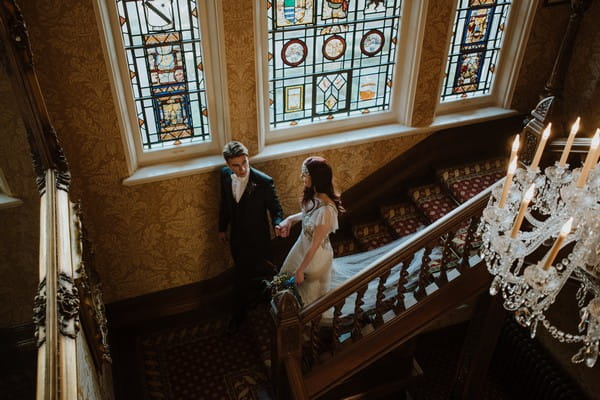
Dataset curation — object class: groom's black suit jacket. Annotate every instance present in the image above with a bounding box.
[218,166,284,263]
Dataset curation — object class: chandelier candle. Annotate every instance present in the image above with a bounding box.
[499,157,518,208]
[511,183,535,238]
[559,117,580,167]
[510,134,520,162]
[576,130,600,188]
[542,217,573,270]
[530,123,551,170]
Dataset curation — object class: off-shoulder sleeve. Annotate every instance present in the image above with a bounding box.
[313,204,339,234]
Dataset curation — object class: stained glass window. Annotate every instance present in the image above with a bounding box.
[116,0,211,150]
[440,0,511,102]
[267,0,403,129]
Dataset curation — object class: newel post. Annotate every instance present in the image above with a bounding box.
[270,290,307,399]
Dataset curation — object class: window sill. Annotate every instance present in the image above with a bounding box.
[0,194,23,210]
[123,155,225,186]
[123,106,517,186]
[255,107,517,163]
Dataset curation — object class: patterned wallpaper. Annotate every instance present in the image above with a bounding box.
[0,73,40,326]
[563,0,600,132]
[223,0,260,154]
[411,0,455,127]
[2,0,598,317]
[510,3,570,113]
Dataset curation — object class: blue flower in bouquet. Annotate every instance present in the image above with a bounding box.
[265,273,303,307]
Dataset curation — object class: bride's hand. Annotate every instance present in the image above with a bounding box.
[277,218,291,237]
[294,270,304,285]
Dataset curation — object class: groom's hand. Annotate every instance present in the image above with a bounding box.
[276,221,290,237]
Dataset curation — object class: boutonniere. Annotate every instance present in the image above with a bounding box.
[246,181,257,196]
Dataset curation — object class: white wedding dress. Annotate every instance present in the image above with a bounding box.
[281,202,481,315]
[280,199,339,306]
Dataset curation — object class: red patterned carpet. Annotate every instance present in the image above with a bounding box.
[137,308,273,400]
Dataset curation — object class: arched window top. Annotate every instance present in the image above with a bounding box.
[117,0,212,150]
[265,0,403,134]
[440,0,512,103]
[95,0,228,173]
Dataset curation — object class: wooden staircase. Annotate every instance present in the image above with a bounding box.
[271,185,495,399]
[266,96,595,399]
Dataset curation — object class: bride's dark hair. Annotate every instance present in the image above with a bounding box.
[302,156,344,213]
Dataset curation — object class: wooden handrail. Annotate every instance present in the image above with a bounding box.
[305,263,490,398]
[548,137,594,154]
[272,181,499,399]
[300,183,496,324]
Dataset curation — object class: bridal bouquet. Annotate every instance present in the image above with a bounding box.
[264,272,303,307]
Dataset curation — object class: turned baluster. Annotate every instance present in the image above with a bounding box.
[351,286,367,342]
[373,269,391,327]
[394,257,411,314]
[415,245,434,300]
[330,300,344,356]
[308,315,322,367]
[437,233,455,285]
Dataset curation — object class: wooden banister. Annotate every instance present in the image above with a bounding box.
[271,290,304,399]
[304,262,490,399]
[300,184,495,324]
[272,182,499,399]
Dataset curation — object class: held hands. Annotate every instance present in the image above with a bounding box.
[275,218,291,238]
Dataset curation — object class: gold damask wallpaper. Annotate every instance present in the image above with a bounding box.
[0,73,40,326]
[510,3,570,113]
[411,0,455,127]
[563,0,600,131]
[2,0,598,317]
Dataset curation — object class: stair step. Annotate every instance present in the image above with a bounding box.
[352,219,396,251]
[437,157,506,203]
[380,202,426,238]
[331,233,361,257]
[409,184,459,223]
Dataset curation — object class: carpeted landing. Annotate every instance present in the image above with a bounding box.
[136,306,273,400]
[123,305,506,400]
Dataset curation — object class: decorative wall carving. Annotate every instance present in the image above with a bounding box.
[57,272,80,339]
[532,96,555,121]
[33,277,46,347]
[75,205,112,366]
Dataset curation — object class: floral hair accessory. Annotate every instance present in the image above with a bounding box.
[301,163,310,176]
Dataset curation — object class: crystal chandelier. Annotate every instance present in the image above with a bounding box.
[479,120,600,368]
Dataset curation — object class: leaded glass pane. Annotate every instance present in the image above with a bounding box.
[116,0,211,150]
[440,0,511,102]
[267,0,403,129]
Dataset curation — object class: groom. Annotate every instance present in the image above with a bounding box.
[218,141,284,332]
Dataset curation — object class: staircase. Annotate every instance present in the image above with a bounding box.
[330,156,506,261]
[264,95,600,399]
[267,153,508,399]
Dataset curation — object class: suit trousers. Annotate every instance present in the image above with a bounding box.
[232,252,276,322]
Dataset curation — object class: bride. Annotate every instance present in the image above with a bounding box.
[278,156,343,306]
[277,157,456,312]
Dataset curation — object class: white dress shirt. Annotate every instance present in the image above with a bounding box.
[231,173,249,203]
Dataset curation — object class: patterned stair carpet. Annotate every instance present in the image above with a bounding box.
[138,307,273,400]
[330,157,504,259]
